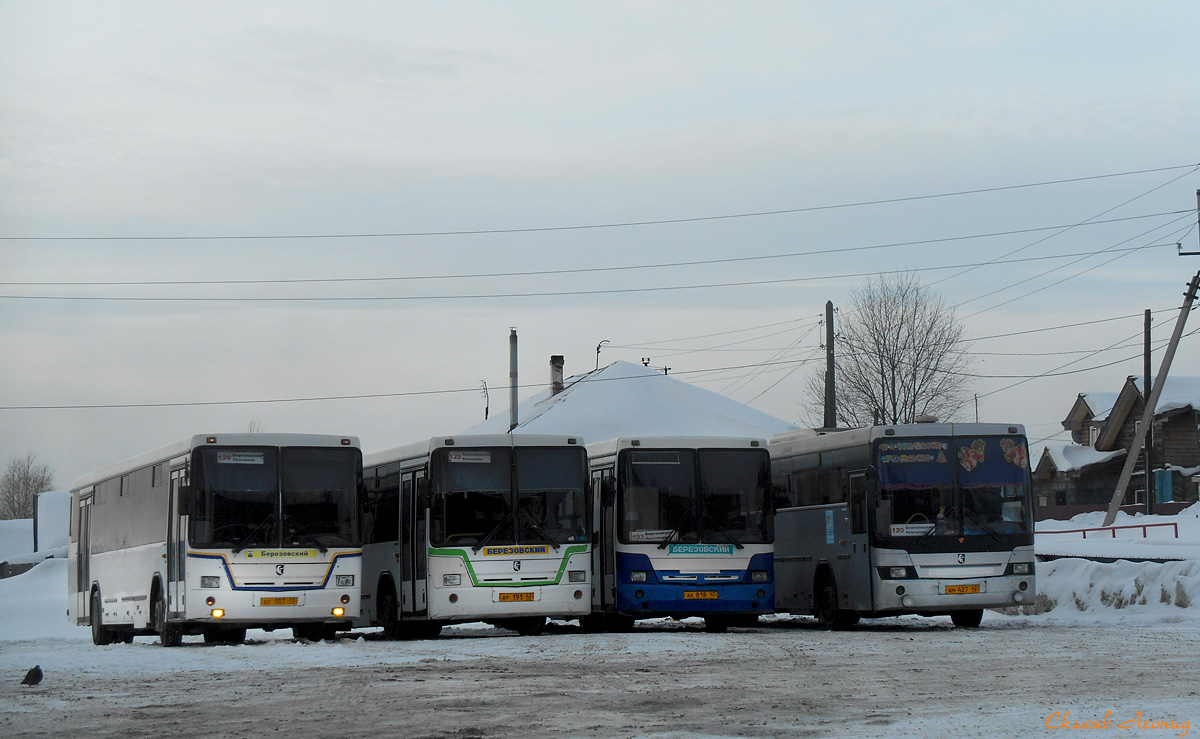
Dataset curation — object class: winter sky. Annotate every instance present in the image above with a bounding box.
[1,2,1198,486]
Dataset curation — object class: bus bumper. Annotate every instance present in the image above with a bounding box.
[872,574,1036,612]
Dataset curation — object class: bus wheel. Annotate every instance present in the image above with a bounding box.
[203,627,246,644]
[703,616,729,633]
[508,617,546,637]
[951,609,984,628]
[153,586,182,647]
[816,576,857,630]
[91,590,113,646]
[377,586,401,640]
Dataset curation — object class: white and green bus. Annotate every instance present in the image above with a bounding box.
[68,434,363,645]
[356,434,591,638]
[771,423,1035,629]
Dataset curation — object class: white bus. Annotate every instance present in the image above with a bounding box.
[585,437,774,632]
[355,434,591,638]
[68,434,363,646]
[771,423,1036,629]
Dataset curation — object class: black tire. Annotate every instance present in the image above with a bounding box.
[951,609,984,628]
[293,624,336,641]
[409,622,443,640]
[377,584,401,640]
[152,584,183,647]
[815,575,858,630]
[91,590,113,646]
[203,627,246,644]
[511,617,547,637]
[703,616,729,633]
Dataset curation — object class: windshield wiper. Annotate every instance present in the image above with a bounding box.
[472,511,515,553]
[915,514,949,545]
[232,512,277,554]
[961,508,1001,541]
[703,520,745,549]
[520,519,561,550]
[656,506,698,549]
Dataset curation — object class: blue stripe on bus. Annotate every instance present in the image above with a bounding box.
[186,550,362,592]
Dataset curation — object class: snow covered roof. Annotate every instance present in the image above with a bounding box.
[1039,442,1126,473]
[462,360,796,443]
[1080,376,1200,422]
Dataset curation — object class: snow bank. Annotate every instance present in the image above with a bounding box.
[0,517,34,561]
[1025,558,1200,622]
[1036,501,1200,560]
[36,490,71,550]
[0,558,88,641]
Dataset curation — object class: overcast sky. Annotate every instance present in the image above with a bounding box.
[2,1,1198,487]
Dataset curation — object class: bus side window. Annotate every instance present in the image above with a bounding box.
[849,474,867,534]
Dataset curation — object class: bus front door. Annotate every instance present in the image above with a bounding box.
[167,475,187,617]
[845,472,873,613]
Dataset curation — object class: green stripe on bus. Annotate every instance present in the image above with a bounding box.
[427,544,588,587]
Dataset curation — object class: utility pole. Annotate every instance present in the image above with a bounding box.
[1103,271,1200,526]
[1144,309,1154,514]
[823,301,836,429]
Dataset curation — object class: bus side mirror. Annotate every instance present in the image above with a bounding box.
[178,485,196,517]
[865,466,877,482]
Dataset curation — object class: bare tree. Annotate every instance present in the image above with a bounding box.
[1,452,55,520]
[246,417,265,434]
[803,273,973,427]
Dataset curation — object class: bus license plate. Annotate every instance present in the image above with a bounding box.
[260,597,299,606]
[684,591,719,600]
[498,592,535,602]
[945,584,980,595]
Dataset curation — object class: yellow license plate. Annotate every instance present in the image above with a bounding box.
[499,592,535,602]
[684,590,719,600]
[945,584,980,595]
[260,597,299,606]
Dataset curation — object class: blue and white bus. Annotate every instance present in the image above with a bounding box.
[585,436,774,632]
[356,434,591,638]
[771,423,1036,628]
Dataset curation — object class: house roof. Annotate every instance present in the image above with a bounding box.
[1038,443,1126,474]
[462,360,797,442]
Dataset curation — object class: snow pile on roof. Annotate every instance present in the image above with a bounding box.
[463,360,796,442]
[1038,442,1125,473]
[1083,376,1200,421]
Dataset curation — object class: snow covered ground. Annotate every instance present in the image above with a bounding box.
[2,504,1197,736]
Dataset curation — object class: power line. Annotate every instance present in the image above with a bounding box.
[2,211,1188,287]
[4,162,1195,243]
[0,243,1176,303]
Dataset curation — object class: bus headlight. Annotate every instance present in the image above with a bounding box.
[568,570,586,583]
[201,576,220,589]
[443,574,461,587]
[751,571,769,583]
[1012,563,1031,575]
[889,567,908,579]
[630,571,648,583]
[336,575,355,587]
[211,609,225,618]
[332,607,345,617]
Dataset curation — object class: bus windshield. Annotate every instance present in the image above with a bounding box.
[876,436,1032,539]
[430,446,589,548]
[281,447,361,548]
[189,446,362,549]
[619,448,771,545]
[514,446,589,546]
[698,449,772,544]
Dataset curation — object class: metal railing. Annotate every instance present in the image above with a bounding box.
[1038,522,1179,540]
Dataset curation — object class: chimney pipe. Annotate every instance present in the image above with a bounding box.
[509,329,518,432]
[550,355,565,396]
